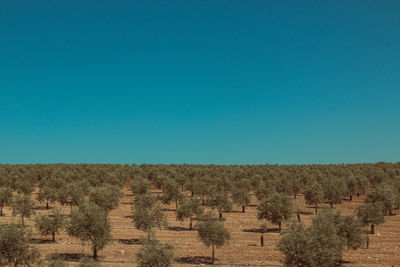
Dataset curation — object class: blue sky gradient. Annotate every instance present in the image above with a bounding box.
[1,1,399,164]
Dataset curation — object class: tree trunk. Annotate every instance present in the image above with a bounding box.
[189,217,193,230]
[212,244,215,264]
[0,206,2,216]
[366,234,369,249]
[175,200,178,210]
[191,191,194,197]
[219,212,222,219]
[315,204,318,215]
[21,216,24,226]
[278,221,282,233]
[260,235,264,247]
[349,195,352,201]
[242,205,245,213]
[93,246,97,260]
[330,202,333,208]
[294,193,297,199]
[370,224,375,234]
[46,200,49,209]
[52,232,55,242]
[297,214,301,222]
[181,185,184,191]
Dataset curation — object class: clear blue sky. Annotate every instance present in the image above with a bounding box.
[1,1,399,164]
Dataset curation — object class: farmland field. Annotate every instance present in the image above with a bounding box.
[1,163,400,266]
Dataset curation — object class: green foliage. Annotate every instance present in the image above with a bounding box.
[257,192,293,231]
[176,197,204,230]
[0,223,40,266]
[366,184,395,215]
[132,205,167,237]
[345,175,358,199]
[0,187,13,215]
[134,193,157,209]
[196,212,230,263]
[231,179,251,211]
[304,182,323,213]
[255,180,276,201]
[67,201,111,259]
[206,192,233,218]
[322,178,346,208]
[356,201,385,226]
[15,179,35,196]
[160,179,184,208]
[57,181,86,209]
[334,213,364,249]
[136,238,174,267]
[34,208,65,242]
[130,177,151,196]
[278,209,353,267]
[89,185,123,212]
[11,194,35,225]
[277,222,311,266]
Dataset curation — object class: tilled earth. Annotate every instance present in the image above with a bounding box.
[1,182,400,267]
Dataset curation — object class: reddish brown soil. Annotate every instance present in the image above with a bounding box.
[1,183,400,267]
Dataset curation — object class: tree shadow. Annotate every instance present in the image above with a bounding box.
[242,228,280,233]
[33,206,50,211]
[115,238,141,245]
[230,210,245,213]
[162,208,176,212]
[47,253,87,262]
[176,256,213,265]
[121,202,133,205]
[30,238,54,244]
[298,211,313,215]
[248,204,258,207]
[124,215,133,219]
[167,226,191,232]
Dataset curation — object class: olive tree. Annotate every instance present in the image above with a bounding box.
[136,238,174,267]
[160,178,184,210]
[257,192,294,232]
[0,187,13,215]
[37,179,58,209]
[34,208,65,242]
[366,184,395,215]
[304,182,324,214]
[231,179,251,213]
[322,178,346,208]
[11,194,35,225]
[278,209,357,267]
[0,223,40,266]
[89,185,123,212]
[132,205,167,240]
[130,177,151,196]
[206,192,233,219]
[356,201,385,234]
[176,197,204,230]
[196,212,230,264]
[67,201,112,260]
[132,192,167,239]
